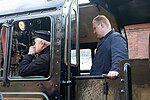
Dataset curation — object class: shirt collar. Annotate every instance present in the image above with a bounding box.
[100,30,114,40]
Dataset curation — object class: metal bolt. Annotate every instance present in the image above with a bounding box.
[121,89,125,94]
[55,96,58,99]
[56,73,58,75]
[120,79,124,83]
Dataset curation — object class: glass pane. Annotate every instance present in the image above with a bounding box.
[71,49,92,70]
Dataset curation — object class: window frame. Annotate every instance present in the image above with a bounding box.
[1,15,54,81]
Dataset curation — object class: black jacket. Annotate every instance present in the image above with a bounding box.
[90,30,128,75]
[18,46,50,76]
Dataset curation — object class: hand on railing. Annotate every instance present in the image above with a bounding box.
[103,71,119,80]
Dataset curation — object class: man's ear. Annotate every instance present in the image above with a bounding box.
[100,23,104,28]
[41,40,45,47]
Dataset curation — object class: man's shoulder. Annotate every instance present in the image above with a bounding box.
[111,31,126,39]
[39,53,50,60]
[111,31,121,36]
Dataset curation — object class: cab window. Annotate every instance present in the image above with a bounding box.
[8,17,52,80]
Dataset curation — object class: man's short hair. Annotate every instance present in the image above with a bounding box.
[93,15,111,28]
[35,38,51,46]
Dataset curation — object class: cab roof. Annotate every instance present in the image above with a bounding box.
[89,0,150,27]
[0,0,64,16]
[0,0,149,27]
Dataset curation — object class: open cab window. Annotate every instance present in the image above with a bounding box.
[0,16,53,80]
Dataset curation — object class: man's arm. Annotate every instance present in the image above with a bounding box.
[18,54,49,76]
[18,54,34,76]
[108,34,128,79]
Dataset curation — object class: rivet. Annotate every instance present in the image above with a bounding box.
[120,90,125,94]
[56,73,58,75]
[55,96,58,99]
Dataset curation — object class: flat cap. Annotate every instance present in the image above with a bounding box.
[33,30,50,41]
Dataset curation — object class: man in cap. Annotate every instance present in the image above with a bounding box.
[18,30,51,77]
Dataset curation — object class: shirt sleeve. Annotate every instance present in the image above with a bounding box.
[110,35,128,72]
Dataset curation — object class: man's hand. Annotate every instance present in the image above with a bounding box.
[28,46,35,55]
[103,71,119,80]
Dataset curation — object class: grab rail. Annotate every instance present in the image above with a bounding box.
[124,63,132,100]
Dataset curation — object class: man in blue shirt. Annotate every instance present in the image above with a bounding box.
[90,15,128,80]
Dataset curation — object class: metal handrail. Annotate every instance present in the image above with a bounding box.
[124,63,132,100]
[73,75,105,80]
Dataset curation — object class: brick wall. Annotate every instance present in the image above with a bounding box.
[125,23,150,59]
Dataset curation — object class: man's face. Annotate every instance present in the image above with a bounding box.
[33,38,43,53]
[92,22,103,39]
